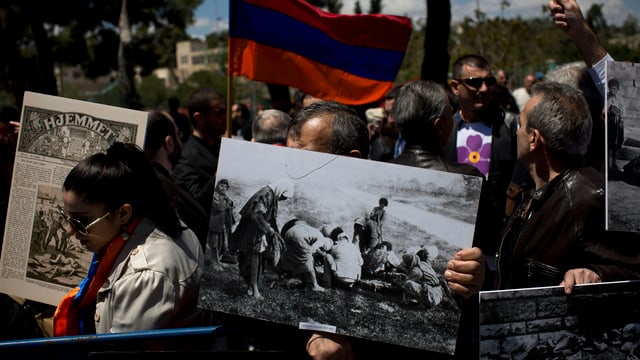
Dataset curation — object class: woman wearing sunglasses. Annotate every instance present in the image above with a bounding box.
[53,142,203,335]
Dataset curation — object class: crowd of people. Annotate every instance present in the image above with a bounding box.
[0,0,639,359]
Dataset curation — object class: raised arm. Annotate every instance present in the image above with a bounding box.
[548,0,607,67]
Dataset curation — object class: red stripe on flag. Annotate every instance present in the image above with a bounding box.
[230,38,393,105]
[241,0,412,52]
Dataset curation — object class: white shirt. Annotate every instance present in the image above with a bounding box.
[512,87,531,112]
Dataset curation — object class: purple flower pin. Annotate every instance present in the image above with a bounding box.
[457,134,490,176]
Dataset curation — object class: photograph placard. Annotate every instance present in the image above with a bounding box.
[480,281,640,359]
[198,138,483,354]
[605,61,640,232]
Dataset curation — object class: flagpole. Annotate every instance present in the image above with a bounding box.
[226,0,234,139]
[226,71,233,139]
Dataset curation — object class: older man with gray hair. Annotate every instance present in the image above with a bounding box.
[251,109,292,145]
[496,81,639,292]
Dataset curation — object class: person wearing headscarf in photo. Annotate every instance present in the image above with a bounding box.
[398,246,443,309]
[232,178,294,299]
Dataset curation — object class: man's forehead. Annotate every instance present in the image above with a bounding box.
[461,64,491,77]
[209,98,225,107]
[290,116,332,152]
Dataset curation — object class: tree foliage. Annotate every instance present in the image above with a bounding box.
[422,0,451,85]
[369,0,383,14]
[0,0,200,108]
[442,3,639,87]
[306,0,343,14]
[3,0,639,111]
[354,1,362,14]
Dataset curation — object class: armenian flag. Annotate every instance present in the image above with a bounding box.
[229,0,412,105]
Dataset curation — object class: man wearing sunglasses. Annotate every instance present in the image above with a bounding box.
[445,54,520,290]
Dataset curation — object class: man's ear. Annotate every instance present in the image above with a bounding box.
[118,204,133,225]
[433,116,454,147]
[530,128,542,152]
[348,149,363,159]
[192,111,204,128]
[164,135,175,153]
[450,80,460,96]
[433,116,445,133]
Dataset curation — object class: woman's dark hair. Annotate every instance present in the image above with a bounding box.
[62,142,181,238]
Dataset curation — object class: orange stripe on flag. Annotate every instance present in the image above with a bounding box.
[230,38,393,105]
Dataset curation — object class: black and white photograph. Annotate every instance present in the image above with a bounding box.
[198,138,483,354]
[605,61,640,232]
[26,184,92,287]
[479,280,640,360]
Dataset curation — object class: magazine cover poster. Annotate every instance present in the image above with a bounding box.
[479,281,640,359]
[605,61,640,232]
[198,138,483,354]
[0,92,147,306]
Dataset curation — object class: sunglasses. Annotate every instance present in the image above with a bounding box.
[456,76,497,89]
[56,204,111,237]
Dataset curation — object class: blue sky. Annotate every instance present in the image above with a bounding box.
[188,0,640,38]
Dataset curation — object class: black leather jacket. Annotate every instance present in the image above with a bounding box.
[496,167,639,289]
[391,145,483,177]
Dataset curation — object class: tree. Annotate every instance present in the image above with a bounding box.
[422,0,451,85]
[586,3,608,43]
[305,0,343,13]
[500,1,510,18]
[118,0,140,109]
[396,19,425,82]
[354,1,362,14]
[325,0,343,14]
[0,0,200,109]
[137,74,168,109]
[369,0,383,14]
[622,14,639,48]
[175,69,227,106]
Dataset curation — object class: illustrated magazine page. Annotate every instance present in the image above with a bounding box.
[0,91,147,306]
[479,280,640,359]
[198,138,483,354]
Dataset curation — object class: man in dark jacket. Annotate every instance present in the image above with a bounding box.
[391,80,482,177]
[173,88,226,215]
[496,81,640,291]
[144,111,208,250]
[445,54,520,266]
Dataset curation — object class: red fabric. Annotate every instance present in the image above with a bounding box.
[230,38,395,105]
[241,0,411,51]
[229,0,412,105]
[52,287,80,336]
[53,218,141,336]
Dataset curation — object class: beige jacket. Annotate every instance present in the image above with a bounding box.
[94,217,203,333]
